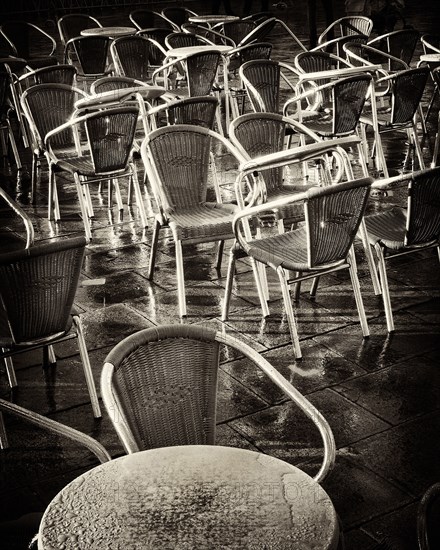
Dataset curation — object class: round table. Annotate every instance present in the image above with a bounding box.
[188,15,240,24]
[166,44,232,59]
[74,85,167,110]
[81,26,136,38]
[38,445,339,550]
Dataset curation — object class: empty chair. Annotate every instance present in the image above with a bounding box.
[161,6,198,31]
[20,83,87,206]
[129,8,173,31]
[0,236,101,418]
[239,59,299,114]
[140,124,244,318]
[101,323,336,483]
[214,19,257,47]
[318,15,373,46]
[364,167,440,332]
[165,31,212,49]
[111,35,157,83]
[0,21,57,69]
[45,106,147,240]
[0,70,21,169]
[359,65,429,176]
[222,146,372,358]
[368,28,420,70]
[181,22,236,47]
[57,13,102,46]
[64,35,112,91]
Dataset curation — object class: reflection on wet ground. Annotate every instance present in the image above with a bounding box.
[1,1,440,548]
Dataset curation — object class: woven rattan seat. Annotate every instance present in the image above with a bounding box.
[101,323,336,483]
[0,21,57,69]
[141,124,245,317]
[222,146,373,358]
[21,83,87,209]
[45,106,147,240]
[0,236,101,418]
[364,167,440,332]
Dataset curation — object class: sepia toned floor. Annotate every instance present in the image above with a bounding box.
[1,1,440,548]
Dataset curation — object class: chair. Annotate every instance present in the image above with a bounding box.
[368,28,420,71]
[0,69,21,169]
[0,21,57,69]
[111,35,157,83]
[129,8,174,31]
[0,236,101,418]
[161,6,198,31]
[64,35,112,91]
[359,65,429,176]
[239,59,299,115]
[214,20,257,47]
[90,75,149,95]
[57,13,102,46]
[44,106,147,240]
[101,323,336,483]
[317,15,373,46]
[417,482,440,550]
[181,22,236,47]
[222,146,372,358]
[20,83,87,206]
[140,124,244,318]
[364,167,440,332]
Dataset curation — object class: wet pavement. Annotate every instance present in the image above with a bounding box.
[1,1,440,549]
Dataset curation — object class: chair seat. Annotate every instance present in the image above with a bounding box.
[364,207,408,250]
[168,202,237,241]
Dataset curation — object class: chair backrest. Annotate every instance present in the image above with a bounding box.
[421,34,440,55]
[111,35,155,81]
[305,178,372,268]
[220,20,257,46]
[90,76,147,94]
[230,112,286,195]
[129,9,173,31]
[1,21,56,59]
[0,236,87,344]
[18,64,77,93]
[183,51,221,97]
[83,107,139,173]
[181,23,233,46]
[145,125,213,211]
[240,59,281,113]
[368,28,420,70]
[162,7,196,30]
[332,73,372,135]
[21,83,85,150]
[163,96,218,129]
[101,324,221,452]
[295,50,342,74]
[136,27,171,47]
[326,16,373,39]
[135,32,168,67]
[165,31,206,49]
[237,17,277,47]
[64,36,111,76]
[390,66,429,125]
[227,42,272,73]
[405,167,440,247]
[57,13,102,45]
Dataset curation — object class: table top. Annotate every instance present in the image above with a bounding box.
[38,445,339,550]
[81,26,136,37]
[166,44,232,58]
[75,85,167,109]
[188,14,240,24]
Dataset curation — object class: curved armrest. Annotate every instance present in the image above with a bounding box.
[0,187,34,248]
[0,398,111,463]
[215,331,335,483]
